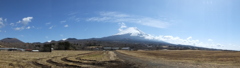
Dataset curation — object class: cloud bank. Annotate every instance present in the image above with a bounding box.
[87,12,170,28]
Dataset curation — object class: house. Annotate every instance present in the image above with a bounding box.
[121,47,130,50]
[32,50,39,52]
[8,48,18,51]
[0,48,9,51]
[25,49,32,52]
[103,47,111,50]
[0,48,23,51]
[112,47,120,50]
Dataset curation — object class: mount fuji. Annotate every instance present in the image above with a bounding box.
[94,27,170,44]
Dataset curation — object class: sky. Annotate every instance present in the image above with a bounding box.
[0,0,240,50]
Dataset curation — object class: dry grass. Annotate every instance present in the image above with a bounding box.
[0,50,92,68]
[118,50,240,66]
[0,50,121,68]
[81,51,109,61]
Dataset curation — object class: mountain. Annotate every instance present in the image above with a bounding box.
[94,33,169,44]
[1,38,24,43]
[93,27,170,45]
[60,38,78,42]
[0,38,26,48]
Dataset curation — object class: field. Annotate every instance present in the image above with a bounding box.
[1,50,240,68]
[117,50,240,68]
[0,50,134,68]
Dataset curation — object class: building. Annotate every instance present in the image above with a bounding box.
[0,48,24,51]
[112,47,120,50]
[121,47,130,50]
[103,47,112,50]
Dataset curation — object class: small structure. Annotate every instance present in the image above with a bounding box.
[0,48,9,51]
[147,45,153,48]
[8,48,18,51]
[103,47,111,50]
[32,50,39,52]
[161,46,169,50]
[19,49,25,51]
[25,49,32,52]
[112,47,120,50]
[51,48,54,50]
[121,47,130,50]
[0,48,24,51]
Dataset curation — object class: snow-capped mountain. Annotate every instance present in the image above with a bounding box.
[115,27,146,36]
[94,27,170,44]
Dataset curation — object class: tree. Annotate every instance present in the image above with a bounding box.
[40,44,52,52]
[57,41,71,50]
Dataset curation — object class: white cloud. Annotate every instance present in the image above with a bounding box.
[119,22,127,28]
[26,26,31,29]
[118,22,127,31]
[17,17,33,25]
[13,17,33,31]
[100,12,129,18]
[208,39,213,42]
[64,25,68,27]
[87,12,170,28]
[116,23,145,36]
[117,27,144,36]
[31,26,35,28]
[49,26,54,29]
[17,21,21,23]
[10,23,15,26]
[68,16,81,22]
[187,36,192,40]
[60,20,66,23]
[46,22,51,25]
[0,18,5,28]
[4,18,7,22]
[14,27,25,30]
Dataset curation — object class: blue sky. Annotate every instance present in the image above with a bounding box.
[0,0,240,50]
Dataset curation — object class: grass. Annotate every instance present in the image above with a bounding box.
[117,50,240,66]
[81,51,111,61]
[0,50,92,68]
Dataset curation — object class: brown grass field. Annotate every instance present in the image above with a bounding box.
[0,50,133,68]
[117,50,240,66]
[0,50,96,68]
[1,50,240,68]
